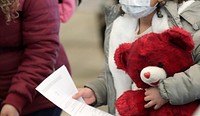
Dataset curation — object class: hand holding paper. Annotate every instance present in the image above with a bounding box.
[36,65,113,116]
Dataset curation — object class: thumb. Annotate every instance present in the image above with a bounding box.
[72,92,82,99]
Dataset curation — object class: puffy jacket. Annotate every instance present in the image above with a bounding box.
[85,1,200,115]
[0,0,70,115]
[158,1,200,105]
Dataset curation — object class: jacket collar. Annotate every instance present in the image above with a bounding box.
[180,1,200,30]
[165,1,200,30]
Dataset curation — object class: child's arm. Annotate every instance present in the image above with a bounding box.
[158,65,200,105]
[145,64,200,109]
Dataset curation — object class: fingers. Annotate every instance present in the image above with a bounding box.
[144,100,155,109]
[72,88,84,99]
[72,92,81,99]
[144,88,149,95]
[144,88,157,109]
[144,95,151,102]
[1,104,19,116]
[144,87,168,110]
[144,100,160,110]
[154,104,161,110]
[154,99,168,110]
[72,88,96,105]
[72,88,94,99]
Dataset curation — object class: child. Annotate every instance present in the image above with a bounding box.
[73,0,200,115]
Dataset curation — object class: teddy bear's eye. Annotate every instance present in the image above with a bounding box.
[158,62,164,68]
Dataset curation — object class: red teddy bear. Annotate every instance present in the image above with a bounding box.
[114,27,199,116]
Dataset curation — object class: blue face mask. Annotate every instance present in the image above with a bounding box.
[119,0,158,19]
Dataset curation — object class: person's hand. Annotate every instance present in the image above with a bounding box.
[144,87,168,110]
[0,104,19,116]
[73,88,96,105]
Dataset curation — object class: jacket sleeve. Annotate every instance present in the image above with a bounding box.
[3,0,60,113]
[158,1,200,105]
[85,71,108,107]
[158,29,200,105]
[84,4,122,107]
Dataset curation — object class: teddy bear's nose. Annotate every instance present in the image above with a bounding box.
[144,72,150,79]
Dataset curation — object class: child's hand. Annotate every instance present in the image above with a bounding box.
[0,104,19,116]
[144,87,168,110]
[73,87,96,105]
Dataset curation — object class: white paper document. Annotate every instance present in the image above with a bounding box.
[36,65,113,116]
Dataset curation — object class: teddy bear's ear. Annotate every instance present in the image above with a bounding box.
[162,27,194,51]
[114,43,132,71]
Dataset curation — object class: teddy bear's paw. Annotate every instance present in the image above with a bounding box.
[115,90,147,116]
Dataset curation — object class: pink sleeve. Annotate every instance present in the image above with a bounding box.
[19,0,75,23]
[59,0,75,23]
[19,0,25,11]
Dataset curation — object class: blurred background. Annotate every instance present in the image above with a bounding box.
[59,0,116,115]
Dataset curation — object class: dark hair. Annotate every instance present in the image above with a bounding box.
[168,0,188,3]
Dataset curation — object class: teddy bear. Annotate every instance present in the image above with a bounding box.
[114,27,199,116]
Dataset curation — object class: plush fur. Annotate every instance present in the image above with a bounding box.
[114,27,199,116]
